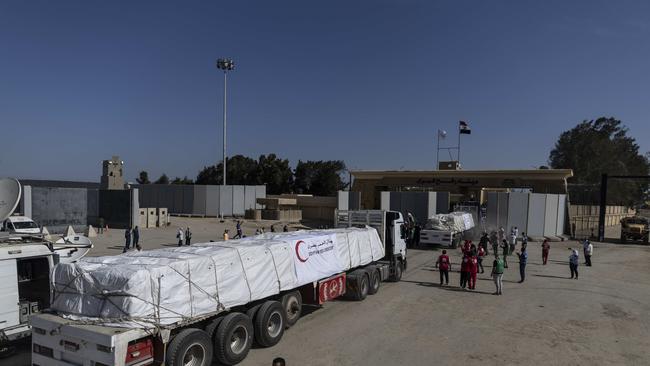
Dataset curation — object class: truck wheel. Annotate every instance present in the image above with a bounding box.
[204,316,224,339]
[389,261,403,282]
[644,234,649,244]
[253,301,285,347]
[352,273,369,301]
[215,313,254,365]
[246,303,262,320]
[281,291,302,328]
[166,328,213,366]
[621,234,627,244]
[368,269,380,295]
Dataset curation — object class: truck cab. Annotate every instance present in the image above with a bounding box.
[2,216,41,235]
[0,236,57,349]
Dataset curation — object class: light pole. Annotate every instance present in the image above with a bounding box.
[216,58,235,187]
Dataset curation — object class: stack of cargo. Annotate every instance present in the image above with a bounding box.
[50,227,383,328]
[424,212,475,232]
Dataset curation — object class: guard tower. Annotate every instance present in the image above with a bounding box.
[101,156,125,190]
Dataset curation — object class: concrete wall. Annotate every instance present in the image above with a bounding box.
[337,191,361,211]
[99,190,132,229]
[487,192,567,238]
[379,191,439,224]
[136,184,266,217]
[507,192,529,235]
[526,194,547,237]
[31,187,88,234]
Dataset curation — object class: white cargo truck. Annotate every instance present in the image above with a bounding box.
[419,212,475,248]
[31,210,407,366]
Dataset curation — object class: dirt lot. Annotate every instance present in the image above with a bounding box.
[3,218,650,366]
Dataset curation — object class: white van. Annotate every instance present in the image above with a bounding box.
[2,216,41,235]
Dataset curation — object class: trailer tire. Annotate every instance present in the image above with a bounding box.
[204,316,224,339]
[621,234,626,244]
[246,303,262,320]
[368,269,380,295]
[351,273,369,301]
[214,313,254,365]
[281,291,302,328]
[253,301,286,347]
[166,328,213,366]
[390,260,403,282]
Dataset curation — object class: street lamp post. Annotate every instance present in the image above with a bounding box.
[216,58,235,188]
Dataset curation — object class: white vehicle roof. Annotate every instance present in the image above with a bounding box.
[0,242,53,259]
[6,216,35,223]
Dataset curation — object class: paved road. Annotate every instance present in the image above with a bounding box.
[4,237,650,366]
[241,241,650,366]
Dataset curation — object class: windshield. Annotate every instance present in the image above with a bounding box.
[12,221,39,229]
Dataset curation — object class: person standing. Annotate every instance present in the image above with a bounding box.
[569,248,579,279]
[98,217,105,234]
[468,252,479,290]
[498,227,505,246]
[477,245,486,273]
[270,225,276,233]
[490,231,499,256]
[491,255,505,295]
[185,227,192,246]
[521,232,528,251]
[460,252,470,289]
[233,221,243,239]
[582,239,594,267]
[123,227,132,253]
[516,247,528,283]
[585,241,593,266]
[132,226,141,251]
[177,227,184,247]
[435,250,451,286]
[509,227,517,254]
[223,229,229,241]
[283,225,289,232]
[500,239,509,268]
[479,232,490,255]
[541,239,550,265]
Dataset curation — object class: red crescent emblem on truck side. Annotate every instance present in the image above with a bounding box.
[295,240,308,262]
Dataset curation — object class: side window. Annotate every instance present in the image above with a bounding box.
[399,224,406,239]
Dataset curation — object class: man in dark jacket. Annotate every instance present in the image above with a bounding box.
[132,226,141,251]
[123,227,132,253]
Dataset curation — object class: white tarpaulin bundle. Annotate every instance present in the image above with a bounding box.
[50,227,383,327]
[424,212,475,232]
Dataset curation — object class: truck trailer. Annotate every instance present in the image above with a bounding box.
[31,210,406,366]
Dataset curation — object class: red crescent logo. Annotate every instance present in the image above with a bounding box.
[295,240,308,262]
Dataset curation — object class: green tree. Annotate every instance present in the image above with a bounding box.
[171,176,194,185]
[195,155,259,185]
[549,117,649,206]
[294,160,347,196]
[136,171,150,184]
[154,173,170,185]
[256,154,293,194]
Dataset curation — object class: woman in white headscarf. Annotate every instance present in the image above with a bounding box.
[569,248,579,279]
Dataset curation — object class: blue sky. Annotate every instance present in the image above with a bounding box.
[1,0,649,182]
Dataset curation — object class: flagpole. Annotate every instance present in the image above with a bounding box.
[436,130,440,169]
[457,126,461,167]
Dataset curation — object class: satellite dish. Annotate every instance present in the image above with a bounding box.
[0,178,21,222]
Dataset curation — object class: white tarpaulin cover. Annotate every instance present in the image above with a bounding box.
[50,227,383,327]
[424,212,475,232]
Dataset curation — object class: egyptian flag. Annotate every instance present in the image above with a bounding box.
[459,120,471,134]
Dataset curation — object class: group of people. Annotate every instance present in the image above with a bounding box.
[176,227,192,246]
[435,227,594,295]
[123,226,141,252]
[222,221,290,241]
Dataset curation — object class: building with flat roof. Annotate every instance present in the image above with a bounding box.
[351,169,574,209]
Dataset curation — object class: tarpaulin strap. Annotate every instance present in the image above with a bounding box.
[266,248,282,292]
[212,244,254,302]
[345,232,353,269]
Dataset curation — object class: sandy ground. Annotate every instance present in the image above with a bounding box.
[3,218,650,366]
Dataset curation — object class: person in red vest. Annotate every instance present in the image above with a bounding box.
[460,252,470,289]
[477,245,486,273]
[435,250,451,286]
[468,251,479,290]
